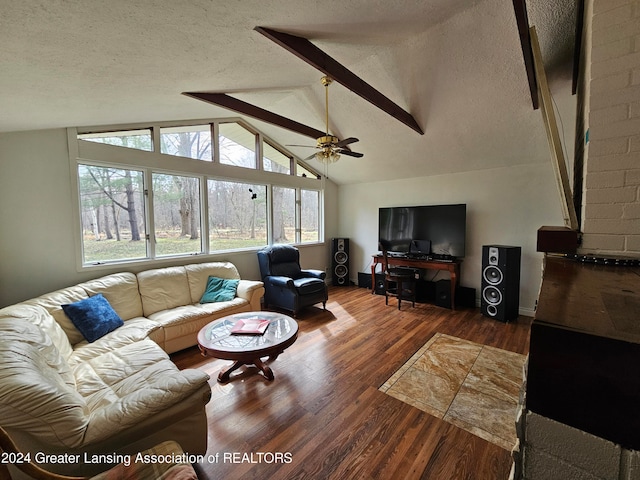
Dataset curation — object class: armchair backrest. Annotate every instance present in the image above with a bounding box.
[257,245,302,280]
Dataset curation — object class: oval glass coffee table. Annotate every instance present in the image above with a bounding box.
[197,311,298,382]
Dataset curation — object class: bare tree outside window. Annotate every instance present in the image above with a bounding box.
[78,164,146,263]
[301,189,320,243]
[273,186,295,244]
[208,180,266,250]
[160,125,212,161]
[153,173,202,256]
[219,123,256,169]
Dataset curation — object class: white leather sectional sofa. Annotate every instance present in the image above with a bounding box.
[0,261,264,477]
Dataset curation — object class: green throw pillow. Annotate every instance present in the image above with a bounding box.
[200,276,239,303]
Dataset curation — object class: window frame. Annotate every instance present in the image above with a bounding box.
[69,118,324,271]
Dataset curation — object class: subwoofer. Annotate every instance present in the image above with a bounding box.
[481,245,521,322]
[332,238,350,286]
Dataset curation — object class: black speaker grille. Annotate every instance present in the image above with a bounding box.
[332,238,350,286]
[481,245,521,322]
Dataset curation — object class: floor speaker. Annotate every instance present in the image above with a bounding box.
[374,274,386,295]
[332,238,350,286]
[434,281,477,309]
[435,280,452,308]
[481,245,521,322]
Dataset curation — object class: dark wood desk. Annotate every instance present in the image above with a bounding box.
[371,255,461,309]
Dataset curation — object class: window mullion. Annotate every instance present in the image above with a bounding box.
[201,176,209,254]
[144,170,155,259]
[267,184,273,245]
[295,188,302,244]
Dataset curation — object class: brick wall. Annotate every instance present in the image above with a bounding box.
[581,0,640,255]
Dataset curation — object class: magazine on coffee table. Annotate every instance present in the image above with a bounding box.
[230,318,271,335]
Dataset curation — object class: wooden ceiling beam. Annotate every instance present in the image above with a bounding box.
[512,0,539,110]
[182,92,326,139]
[254,26,424,135]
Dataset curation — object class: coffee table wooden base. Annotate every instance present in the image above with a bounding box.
[218,356,276,383]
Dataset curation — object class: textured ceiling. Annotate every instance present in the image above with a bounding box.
[0,0,577,185]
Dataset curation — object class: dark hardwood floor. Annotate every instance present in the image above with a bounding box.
[171,286,532,480]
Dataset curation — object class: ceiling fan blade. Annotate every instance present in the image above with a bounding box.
[285,144,318,148]
[303,152,318,161]
[182,92,326,139]
[335,137,359,147]
[337,149,364,158]
[254,27,424,135]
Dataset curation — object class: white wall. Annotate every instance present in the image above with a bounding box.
[0,129,336,307]
[338,163,566,315]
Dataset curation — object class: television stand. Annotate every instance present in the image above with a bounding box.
[371,255,461,309]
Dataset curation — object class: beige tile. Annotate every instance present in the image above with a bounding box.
[475,345,526,382]
[385,389,445,419]
[380,333,526,451]
[387,366,458,414]
[444,383,518,450]
[381,333,442,391]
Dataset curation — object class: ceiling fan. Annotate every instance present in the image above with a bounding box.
[288,76,364,163]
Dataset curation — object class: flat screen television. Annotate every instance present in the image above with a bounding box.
[378,204,466,258]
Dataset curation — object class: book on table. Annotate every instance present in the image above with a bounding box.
[230,318,270,335]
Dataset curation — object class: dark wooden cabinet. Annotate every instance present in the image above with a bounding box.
[526,255,640,449]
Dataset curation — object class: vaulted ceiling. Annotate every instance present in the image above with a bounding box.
[0,0,578,185]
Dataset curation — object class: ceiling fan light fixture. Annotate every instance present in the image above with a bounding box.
[316,149,340,164]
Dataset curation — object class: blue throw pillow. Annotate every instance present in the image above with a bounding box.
[200,276,239,303]
[62,294,124,343]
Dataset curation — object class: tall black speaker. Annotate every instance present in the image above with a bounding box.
[481,245,521,322]
[332,238,350,286]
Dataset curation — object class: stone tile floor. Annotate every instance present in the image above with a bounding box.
[380,333,526,450]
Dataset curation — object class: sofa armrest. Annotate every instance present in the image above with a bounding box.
[266,276,295,288]
[301,269,326,280]
[236,279,265,311]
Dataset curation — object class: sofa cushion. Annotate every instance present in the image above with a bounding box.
[0,319,88,448]
[79,272,144,320]
[0,303,74,360]
[62,294,124,343]
[199,276,239,303]
[73,339,210,445]
[137,266,191,317]
[148,299,246,332]
[69,317,161,367]
[25,286,89,345]
[293,277,327,295]
[185,262,241,304]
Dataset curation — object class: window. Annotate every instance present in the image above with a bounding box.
[152,173,202,256]
[272,186,296,244]
[77,164,147,263]
[78,129,153,151]
[72,119,323,267]
[263,141,291,174]
[208,180,267,250]
[297,162,319,178]
[219,123,256,169]
[300,189,320,243]
[160,125,212,161]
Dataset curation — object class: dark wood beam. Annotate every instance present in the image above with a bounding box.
[254,26,424,135]
[182,92,326,139]
[512,0,539,110]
